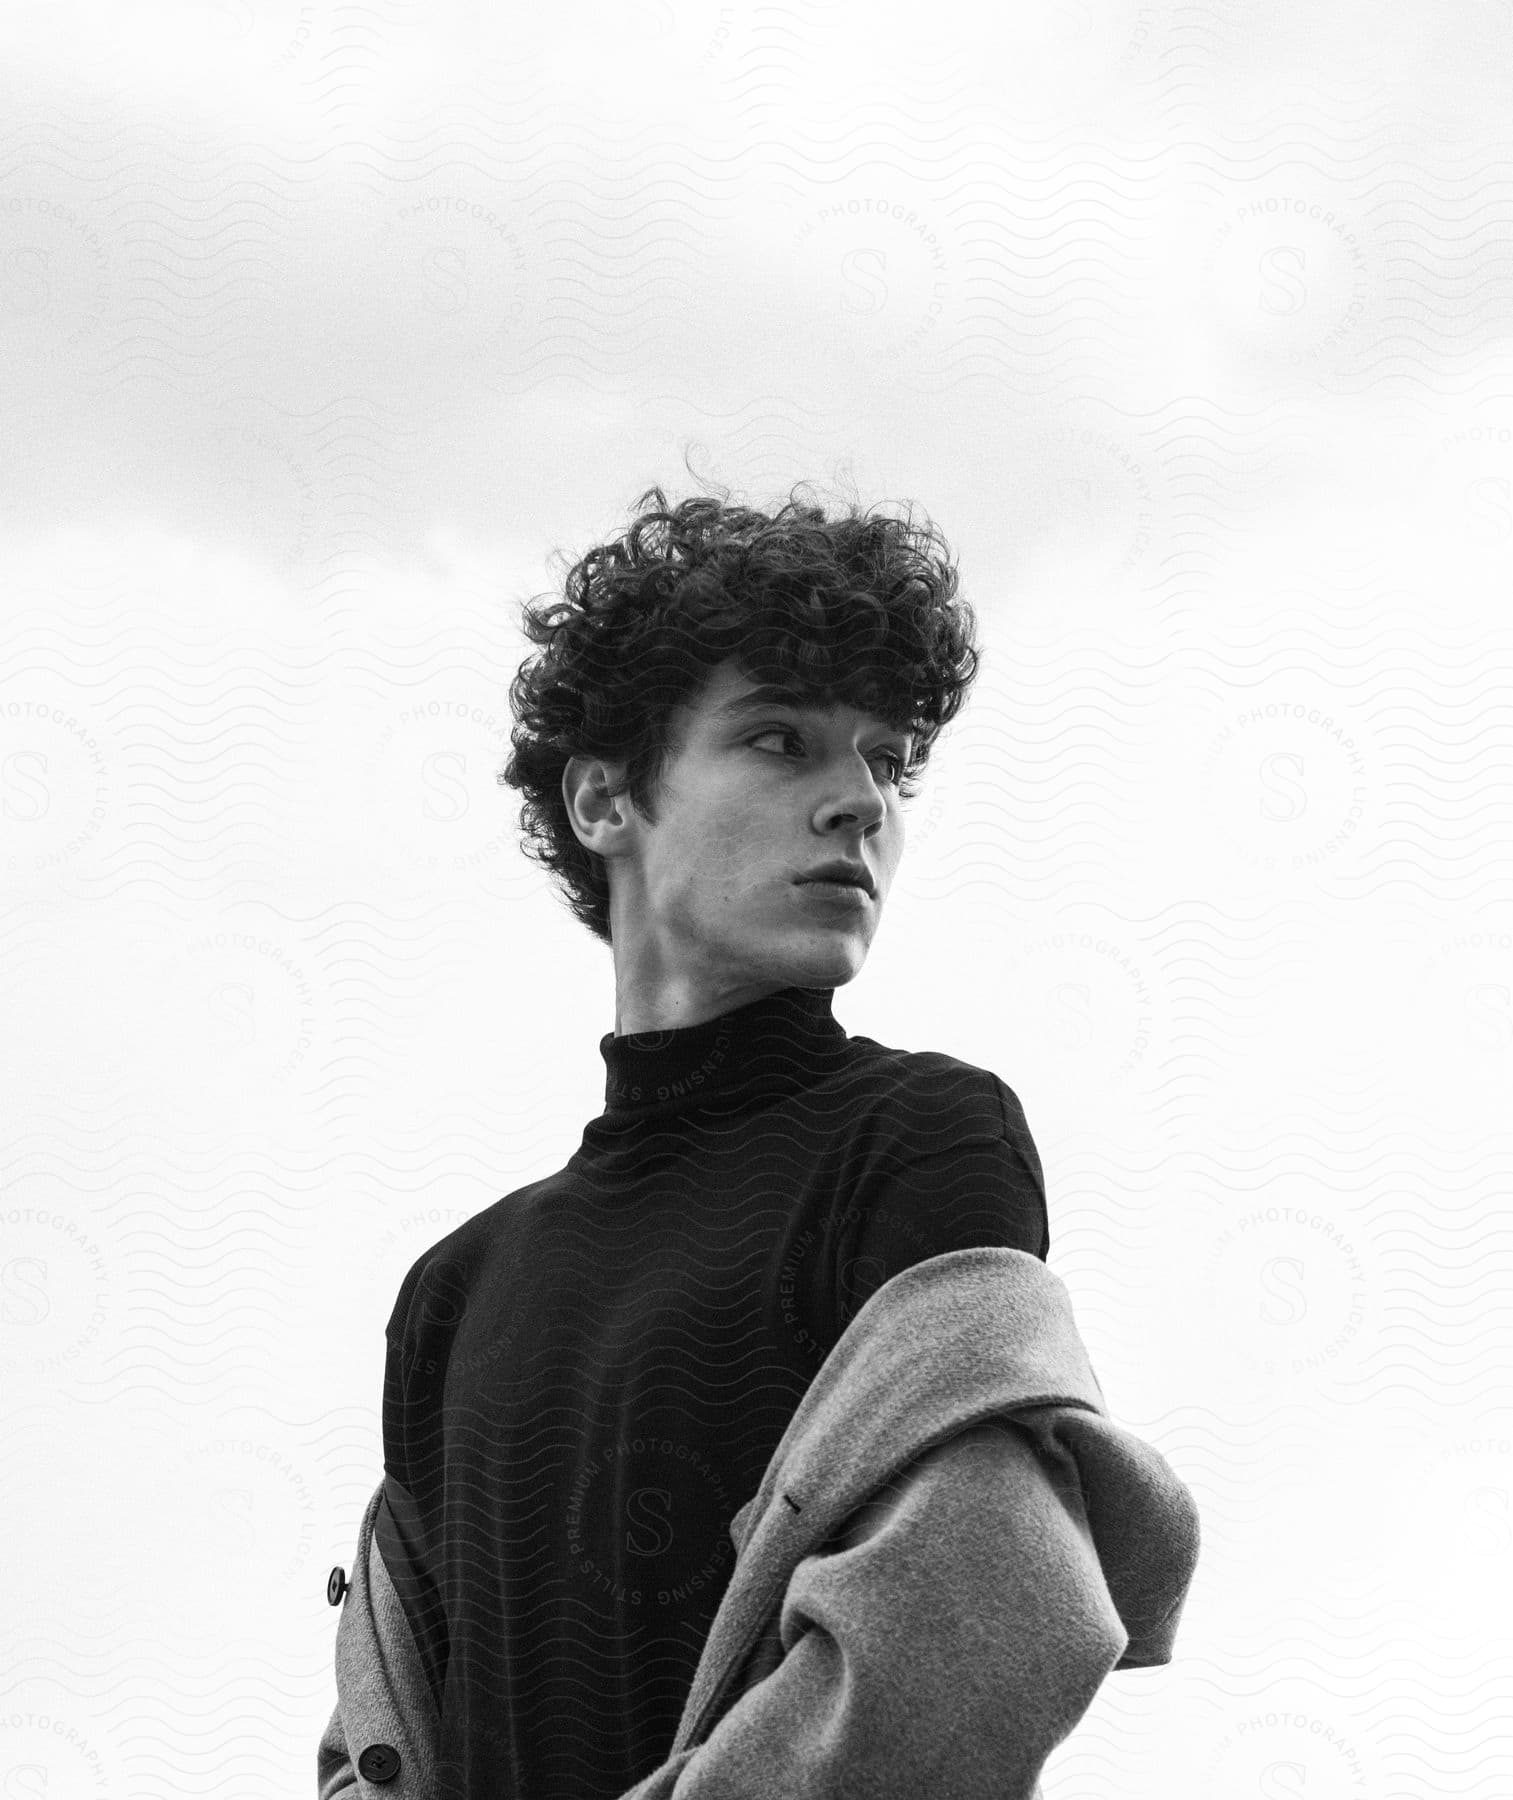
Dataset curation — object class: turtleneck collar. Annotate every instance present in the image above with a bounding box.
[597,984,848,1119]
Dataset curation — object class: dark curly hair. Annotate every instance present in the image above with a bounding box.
[497,477,982,948]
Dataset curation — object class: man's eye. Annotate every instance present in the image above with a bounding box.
[747,729,906,785]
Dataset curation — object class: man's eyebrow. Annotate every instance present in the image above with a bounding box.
[712,686,814,722]
[714,686,914,737]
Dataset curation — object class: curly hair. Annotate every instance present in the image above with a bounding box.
[497,477,982,948]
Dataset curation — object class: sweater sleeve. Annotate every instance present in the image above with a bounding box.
[615,1417,1133,1800]
[836,1085,1050,1331]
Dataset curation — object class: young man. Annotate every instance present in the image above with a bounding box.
[318,484,1201,1798]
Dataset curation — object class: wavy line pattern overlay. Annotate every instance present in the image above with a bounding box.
[1,2,1509,1796]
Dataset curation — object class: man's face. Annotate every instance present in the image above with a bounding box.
[567,657,916,1028]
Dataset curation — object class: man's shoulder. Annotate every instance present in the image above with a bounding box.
[382,1170,560,1340]
[841,1029,1028,1146]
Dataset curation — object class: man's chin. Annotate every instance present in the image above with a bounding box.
[773,931,868,985]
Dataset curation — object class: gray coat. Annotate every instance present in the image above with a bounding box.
[319,1245,1202,1797]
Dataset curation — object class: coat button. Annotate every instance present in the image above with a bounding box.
[357,1743,401,1783]
[327,1566,349,1606]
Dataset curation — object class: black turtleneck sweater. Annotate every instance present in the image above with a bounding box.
[377,984,1049,1800]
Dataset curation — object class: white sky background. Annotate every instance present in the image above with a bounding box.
[3,2,1511,1795]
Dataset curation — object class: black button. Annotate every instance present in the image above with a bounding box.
[358,1743,401,1783]
[327,1566,349,1606]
